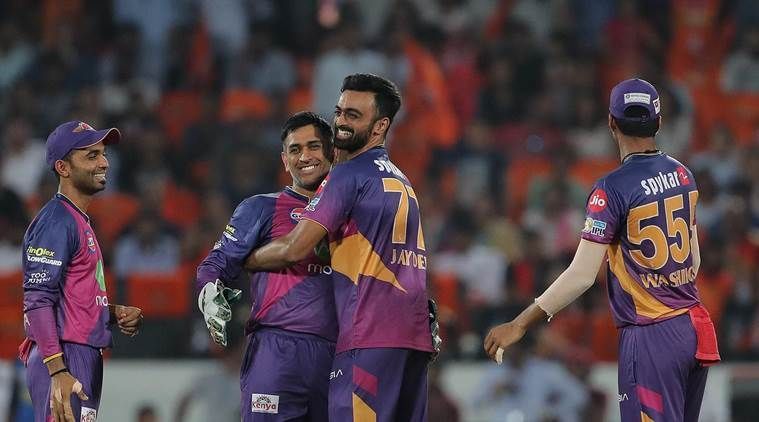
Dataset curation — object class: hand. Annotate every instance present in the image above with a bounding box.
[114,305,143,337]
[428,299,443,362]
[484,321,526,364]
[50,371,88,422]
[198,280,242,347]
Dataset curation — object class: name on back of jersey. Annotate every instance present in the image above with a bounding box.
[391,248,427,270]
[374,158,407,179]
[640,167,689,196]
[637,266,696,289]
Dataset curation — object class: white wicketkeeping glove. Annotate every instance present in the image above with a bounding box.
[198,280,242,347]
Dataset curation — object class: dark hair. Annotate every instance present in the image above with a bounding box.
[340,73,402,124]
[281,111,334,143]
[614,105,660,138]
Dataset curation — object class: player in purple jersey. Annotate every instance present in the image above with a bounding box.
[244,74,441,422]
[20,121,143,422]
[197,111,338,421]
[484,79,720,422]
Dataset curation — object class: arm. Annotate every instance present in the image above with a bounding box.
[244,219,328,271]
[108,304,143,336]
[691,225,700,276]
[484,239,607,361]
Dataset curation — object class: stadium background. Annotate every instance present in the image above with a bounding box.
[0,0,757,420]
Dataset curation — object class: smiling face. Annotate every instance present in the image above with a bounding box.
[281,124,332,194]
[56,141,109,195]
[333,90,387,153]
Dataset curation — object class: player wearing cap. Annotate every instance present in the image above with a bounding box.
[484,79,720,422]
[20,121,143,422]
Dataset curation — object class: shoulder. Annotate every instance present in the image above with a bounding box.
[30,199,77,232]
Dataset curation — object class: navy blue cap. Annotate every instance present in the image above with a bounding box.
[46,121,120,168]
[609,78,661,122]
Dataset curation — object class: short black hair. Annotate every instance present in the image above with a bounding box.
[280,111,334,144]
[613,105,660,138]
[341,73,402,124]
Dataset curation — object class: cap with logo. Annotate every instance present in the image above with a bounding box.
[46,121,121,168]
[609,78,661,123]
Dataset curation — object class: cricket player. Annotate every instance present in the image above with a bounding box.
[20,121,143,422]
[484,79,720,422]
[197,111,338,421]
[244,74,441,422]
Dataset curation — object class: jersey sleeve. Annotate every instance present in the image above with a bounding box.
[22,212,77,312]
[580,179,625,244]
[302,165,358,233]
[196,196,271,290]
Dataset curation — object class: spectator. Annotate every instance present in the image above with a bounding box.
[112,209,180,279]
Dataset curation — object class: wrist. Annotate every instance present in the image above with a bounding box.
[45,354,67,376]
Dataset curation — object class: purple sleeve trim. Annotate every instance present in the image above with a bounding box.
[25,306,61,359]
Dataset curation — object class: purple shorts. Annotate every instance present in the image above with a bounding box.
[240,327,335,421]
[618,314,708,422]
[329,348,430,422]
[26,342,103,422]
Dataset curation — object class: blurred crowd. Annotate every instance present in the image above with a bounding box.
[1,0,759,420]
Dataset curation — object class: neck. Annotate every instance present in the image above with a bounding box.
[58,183,93,213]
[618,136,657,162]
[346,137,384,161]
[291,185,316,199]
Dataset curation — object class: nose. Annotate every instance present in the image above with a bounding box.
[98,154,109,169]
[299,147,314,162]
[334,113,347,128]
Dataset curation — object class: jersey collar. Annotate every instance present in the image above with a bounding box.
[55,192,90,222]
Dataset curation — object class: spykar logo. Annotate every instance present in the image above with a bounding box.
[676,166,690,185]
[588,189,608,212]
[251,394,279,414]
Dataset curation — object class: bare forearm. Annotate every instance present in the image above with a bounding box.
[247,238,300,271]
[513,302,551,330]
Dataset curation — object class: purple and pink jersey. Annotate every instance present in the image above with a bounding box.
[22,193,112,356]
[197,188,337,341]
[303,146,433,354]
[581,152,701,327]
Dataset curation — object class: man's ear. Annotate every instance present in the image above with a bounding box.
[54,159,70,178]
[372,117,390,137]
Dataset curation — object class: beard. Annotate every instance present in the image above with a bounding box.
[71,169,106,195]
[333,123,372,153]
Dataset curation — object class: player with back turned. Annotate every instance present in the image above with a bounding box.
[484,79,720,422]
[20,121,143,422]
[197,111,338,421]
[244,73,441,422]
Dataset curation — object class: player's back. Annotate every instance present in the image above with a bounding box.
[582,152,701,327]
[304,146,433,353]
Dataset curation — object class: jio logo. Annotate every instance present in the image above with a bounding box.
[588,189,608,212]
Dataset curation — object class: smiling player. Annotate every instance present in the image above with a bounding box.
[197,111,338,421]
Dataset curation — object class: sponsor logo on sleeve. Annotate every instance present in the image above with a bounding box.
[251,394,279,414]
[80,406,97,421]
[587,189,608,212]
[27,271,51,284]
[582,217,607,237]
[305,196,321,212]
[223,224,238,242]
[26,246,62,266]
